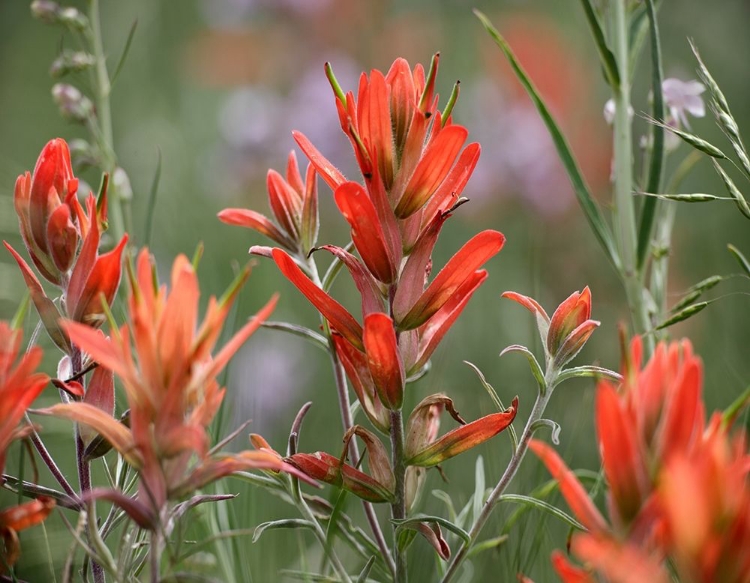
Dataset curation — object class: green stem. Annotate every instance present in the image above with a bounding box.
[611,0,654,354]
[88,0,129,241]
[440,389,551,583]
[389,409,407,583]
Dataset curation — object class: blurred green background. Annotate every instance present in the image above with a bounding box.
[1,0,749,580]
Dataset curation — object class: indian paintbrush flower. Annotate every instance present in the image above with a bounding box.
[37,249,309,528]
[0,321,54,570]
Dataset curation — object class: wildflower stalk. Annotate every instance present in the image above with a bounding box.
[611,1,654,355]
[440,381,553,583]
[307,257,396,579]
[389,409,407,582]
[87,0,128,242]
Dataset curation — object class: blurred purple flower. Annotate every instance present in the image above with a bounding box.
[662,78,706,129]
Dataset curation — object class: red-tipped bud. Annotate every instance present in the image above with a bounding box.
[547,287,592,356]
[405,397,518,467]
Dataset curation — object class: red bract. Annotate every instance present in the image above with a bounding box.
[219,151,319,256]
[0,321,54,570]
[530,337,721,582]
[0,322,49,473]
[39,249,309,527]
[503,287,599,367]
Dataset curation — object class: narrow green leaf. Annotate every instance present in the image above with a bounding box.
[472,456,485,525]
[628,3,650,77]
[143,147,162,247]
[499,345,546,396]
[10,293,30,330]
[637,192,729,203]
[475,9,619,268]
[392,514,470,544]
[396,528,418,554]
[498,494,586,531]
[728,244,750,276]
[578,0,619,88]
[465,535,508,559]
[555,365,622,386]
[655,302,709,331]
[722,385,750,428]
[356,557,376,583]
[279,570,343,583]
[252,519,314,543]
[463,360,518,450]
[110,19,138,87]
[636,0,666,271]
[712,161,750,220]
[262,321,329,353]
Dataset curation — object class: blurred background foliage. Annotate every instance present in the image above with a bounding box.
[1,0,749,580]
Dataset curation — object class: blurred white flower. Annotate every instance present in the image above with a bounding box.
[662,78,706,129]
[603,99,634,125]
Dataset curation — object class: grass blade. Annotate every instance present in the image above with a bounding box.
[143,147,162,247]
[578,0,619,89]
[475,10,619,269]
[111,19,138,88]
[636,0,666,271]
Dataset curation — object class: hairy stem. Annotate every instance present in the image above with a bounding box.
[389,409,407,582]
[441,390,551,583]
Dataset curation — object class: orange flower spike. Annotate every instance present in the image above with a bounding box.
[0,322,49,473]
[550,551,596,583]
[596,382,649,527]
[358,69,395,189]
[529,439,608,533]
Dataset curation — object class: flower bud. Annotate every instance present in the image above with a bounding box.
[52,84,95,123]
[30,1,60,23]
[50,50,95,78]
[57,7,89,31]
[113,167,133,202]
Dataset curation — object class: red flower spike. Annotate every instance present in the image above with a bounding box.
[571,536,670,583]
[46,203,77,272]
[396,230,505,330]
[386,58,417,159]
[272,248,363,350]
[423,142,481,220]
[218,208,296,251]
[333,334,390,434]
[267,169,302,240]
[406,397,517,467]
[70,234,128,326]
[547,287,592,356]
[334,182,397,284]
[394,125,468,219]
[293,130,346,191]
[316,245,384,317]
[596,383,648,527]
[529,439,608,533]
[363,313,404,410]
[358,69,395,189]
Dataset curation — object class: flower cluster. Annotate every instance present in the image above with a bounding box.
[41,249,309,527]
[5,138,128,357]
[529,336,750,583]
[222,54,516,509]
